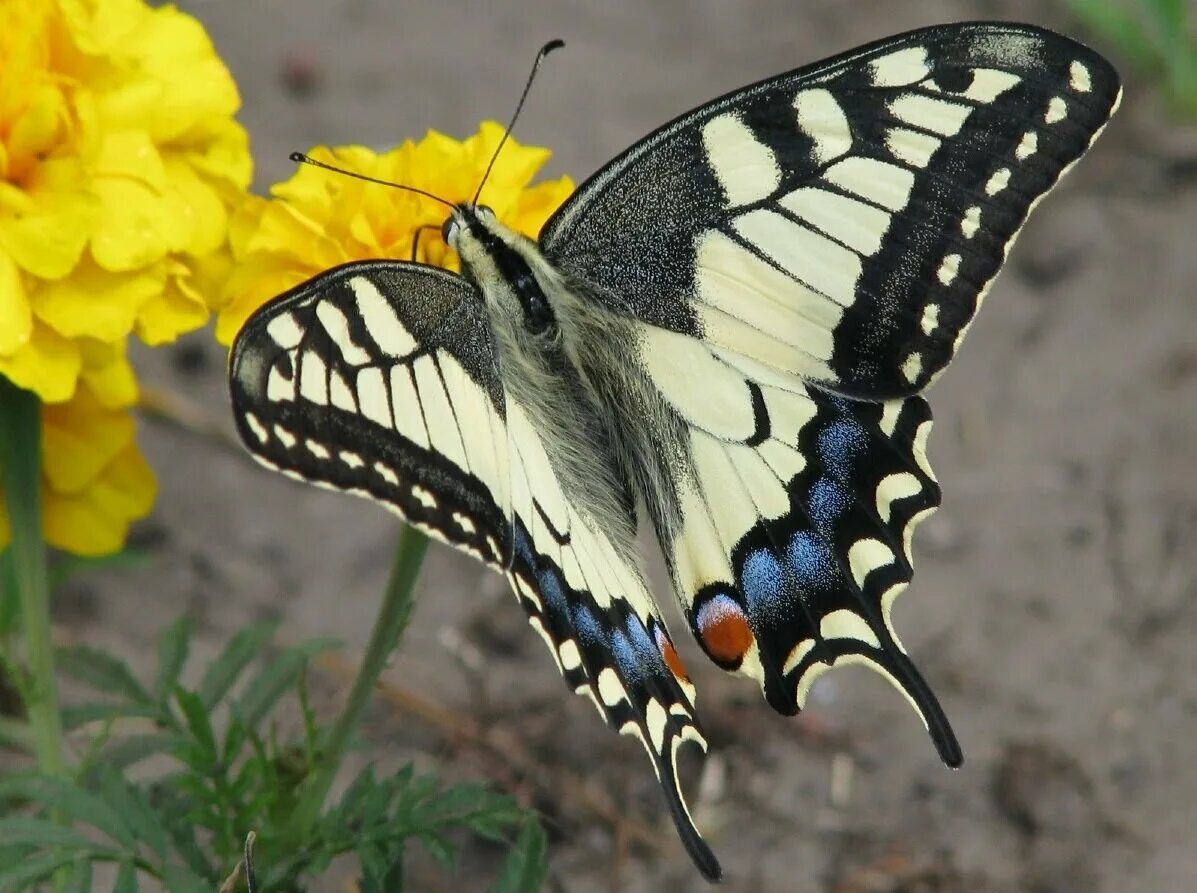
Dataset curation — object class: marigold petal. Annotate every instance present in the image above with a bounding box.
[90,177,171,271]
[0,322,81,403]
[513,176,575,239]
[136,257,216,344]
[162,155,227,256]
[6,84,67,180]
[215,261,321,345]
[0,250,32,355]
[79,340,138,409]
[43,440,156,557]
[0,190,95,280]
[42,386,135,494]
[34,255,164,341]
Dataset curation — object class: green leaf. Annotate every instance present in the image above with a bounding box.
[94,767,169,860]
[197,624,277,711]
[0,817,100,850]
[62,854,93,893]
[161,862,213,893]
[0,848,82,892]
[155,617,191,705]
[56,645,151,706]
[0,550,18,638]
[93,732,179,772]
[490,817,548,893]
[233,638,338,728]
[417,832,455,871]
[61,702,163,731]
[173,688,217,767]
[113,860,138,893]
[0,774,137,852]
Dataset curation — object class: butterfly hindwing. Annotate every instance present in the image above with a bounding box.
[541,22,1121,399]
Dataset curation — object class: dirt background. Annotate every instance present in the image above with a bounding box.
[61,0,1197,890]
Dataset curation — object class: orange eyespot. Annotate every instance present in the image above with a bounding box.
[654,627,690,682]
[695,595,754,665]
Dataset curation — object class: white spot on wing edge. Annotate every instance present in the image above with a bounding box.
[243,412,269,444]
[1045,96,1067,124]
[339,450,364,468]
[1015,130,1038,160]
[1069,60,1091,93]
[961,205,981,238]
[985,168,1010,196]
[306,440,330,460]
[645,697,668,754]
[558,639,582,671]
[701,112,780,207]
[597,667,627,707]
[901,352,923,384]
[273,425,296,449]
[936,254,961,286]
[920,303,940,336]
[876,471,923,524]
[846,538,893,589]
[820,608,882,649]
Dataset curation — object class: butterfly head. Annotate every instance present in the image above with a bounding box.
[443,203,559,338]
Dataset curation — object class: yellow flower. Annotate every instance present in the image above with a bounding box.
[214,121,574,343]
[0,0,251,555]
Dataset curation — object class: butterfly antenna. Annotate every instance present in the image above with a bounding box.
[472,38,565,207]
[289,151,456,210]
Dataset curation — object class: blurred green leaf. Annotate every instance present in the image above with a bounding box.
[197,624,277,711]
[233,638,337,728]
[491,817,548,893]
[56,645,151,706]
[155,617,191,706]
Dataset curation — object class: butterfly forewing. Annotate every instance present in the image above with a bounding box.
[229,261,718,877]
[541,22,1121,399]
[230,261,512,562]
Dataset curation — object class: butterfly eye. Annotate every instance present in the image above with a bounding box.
[441,217,459,245]
[476,204,496,220]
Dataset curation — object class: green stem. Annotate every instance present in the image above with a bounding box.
[0,378,65,776]
[293,523,429,832]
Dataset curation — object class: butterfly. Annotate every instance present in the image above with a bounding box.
[228,22,1120,880]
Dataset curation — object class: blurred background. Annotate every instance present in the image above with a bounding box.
[66,0,1196,889]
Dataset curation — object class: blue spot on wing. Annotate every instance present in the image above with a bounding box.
[572,604,604,648]
[625,615,663,673]
[788,530,837,590]
[609,629,643,684]
[817,415,865,480]
[741,548,783,613]
[538,567,567,612]
[806,476,849,530]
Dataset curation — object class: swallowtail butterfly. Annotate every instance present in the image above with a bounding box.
[229,23,1119,880]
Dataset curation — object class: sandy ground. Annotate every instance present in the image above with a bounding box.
[52,1,1197,890]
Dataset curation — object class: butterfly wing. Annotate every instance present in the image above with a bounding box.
[229,260,718,879]
[541,22,1121,399]
[539,24,1119,759]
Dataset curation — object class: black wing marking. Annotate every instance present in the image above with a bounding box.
[541,22,1120,399]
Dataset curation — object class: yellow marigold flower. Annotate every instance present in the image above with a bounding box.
[0,0,251,555]
[214,121,574,343]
